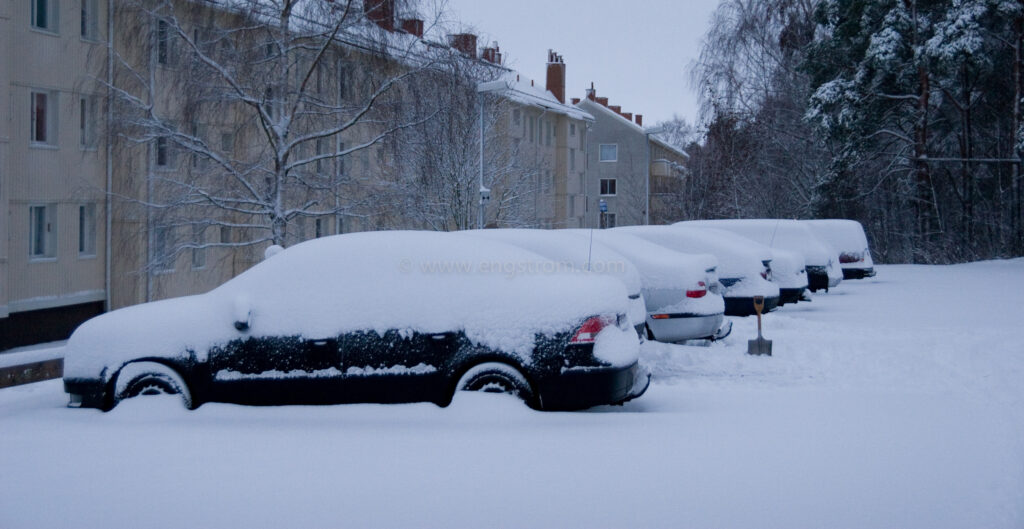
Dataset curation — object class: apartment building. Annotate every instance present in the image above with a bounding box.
[573,84,688,228]
[1,0,109,350]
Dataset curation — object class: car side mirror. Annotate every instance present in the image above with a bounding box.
[233,296,252,332]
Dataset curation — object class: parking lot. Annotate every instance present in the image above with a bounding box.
[2,260,1022,529]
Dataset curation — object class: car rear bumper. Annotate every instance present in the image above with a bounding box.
[646,312,724,342]
[778,288,805,305]
[842,267,875,280]
[537,361,648,411]
[724,295,779,316]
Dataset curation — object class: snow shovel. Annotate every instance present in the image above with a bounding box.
[747,295,772,356]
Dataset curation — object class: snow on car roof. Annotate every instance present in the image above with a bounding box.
[563,230,715,290]
[677,219,837,266]
[457,229,643,295]
[802,219,871,252]
[66,231,631,378]
[613,225,771,279]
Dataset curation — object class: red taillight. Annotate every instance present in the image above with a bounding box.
[570,315,612,344]
[686,281,707,298]
[760,271,768,279]
[840,252,863,264]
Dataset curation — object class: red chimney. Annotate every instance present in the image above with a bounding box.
[450,33,477,58]
[546,49,566,104]
[597,97,609,107]
[609,105,621,115]
[571,97,581,105]
[623,112,632,121]
[586,82,596,101]
[635,114,643,126]
[482,43,502,64]
[364,0,394,31]
[400,18,424,37]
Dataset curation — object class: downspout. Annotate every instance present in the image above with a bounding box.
[104,0,113,312]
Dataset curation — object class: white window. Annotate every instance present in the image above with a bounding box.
[32,0,58,32]
[570,148,576,171]
[570,123,576,136]
[191,225,206,269]
[599,144,618,162]
[600,178,616,196]
[29,205,56,259]
[80,95,98,148]
[80,0,99,40]
[31,90,58,145]
[78,203,97,256]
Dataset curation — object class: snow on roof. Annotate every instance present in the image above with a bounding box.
[576,98,689,160]
[803,219,874,267]
[65,231,632,379]
[677,219,838,266]
[565,230,713,290]
[480,76,595,122]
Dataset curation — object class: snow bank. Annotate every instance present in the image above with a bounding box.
[65,231,633,380]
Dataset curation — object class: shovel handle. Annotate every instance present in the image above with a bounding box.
[752,295,765,315]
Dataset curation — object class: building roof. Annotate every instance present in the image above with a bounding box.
[479,76,595,122]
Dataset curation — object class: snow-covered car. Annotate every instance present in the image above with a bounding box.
[613,225,782,317]
[678,219,843,292]
[803,219,876,280]
[767,248,809,305]
[566,230,728,343]
[63,231,649,411]
[456,229,648,338]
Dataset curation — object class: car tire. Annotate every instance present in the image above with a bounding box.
[455,362,535,405]
[113,361,193,409]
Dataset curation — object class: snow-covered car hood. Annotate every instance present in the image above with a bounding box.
[614,225,772,281]
[65,231,635,380]
[677,219,836,268]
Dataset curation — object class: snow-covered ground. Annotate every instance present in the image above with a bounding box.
[1,260,1022,528]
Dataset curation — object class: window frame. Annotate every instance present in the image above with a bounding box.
[599,178,617,196]
[29,204,57,260]
[30,90,58,147]
[80,0,99,41]
[79,95,98,149]
[599,144,618,162]
[78,203,97,257]
[191,225,206,269]
[152,224,175,273]
[31,0,59,34]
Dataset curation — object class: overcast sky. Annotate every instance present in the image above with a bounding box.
[440,0,721,127]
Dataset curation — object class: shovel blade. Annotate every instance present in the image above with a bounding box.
[747,338,773,356]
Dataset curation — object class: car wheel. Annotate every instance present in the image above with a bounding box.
[455,362,534,405]
[113,361,193,409]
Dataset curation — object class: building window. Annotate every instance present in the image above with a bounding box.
[156,19,173,66]
[570,148,576,172]
[29,205,56,259]
[600,178,617,196]
[599,144,618,162]
[155,136,175,168]
[528,116,535,143]
[32,0,58,32]
[337,60,349,102]
[567,195,575,218]
[316,138,325,174]
[153,225,174,272]
[512,109,521,126]
[78,203,97,256]
[80,95,98,148]
[31,91,58,145]
[545,121,552,146]
[600,212,616,229]
[220,225,231,244]
[221,132,234,154]
[80,0,99,40]
[191,225,206,269]
[315,218,323,238]
[570,123,576,136]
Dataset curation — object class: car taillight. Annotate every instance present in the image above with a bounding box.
[686,281,707,298]
[570,315,613,344]
[840,251,863,264]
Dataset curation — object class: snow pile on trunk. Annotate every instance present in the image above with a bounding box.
[65,231,632,380]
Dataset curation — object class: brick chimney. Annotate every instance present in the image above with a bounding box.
[623,112,632,121]
[364,0,394,31]
[400,18,424,37]
[449,33,477,58]
[482,43,502,65]
[635,114,643,126]
[586,82,596,101]
[609,105,621,115]
[597,97,609,107]
[571,97,581,105]
[546,50,566,104]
